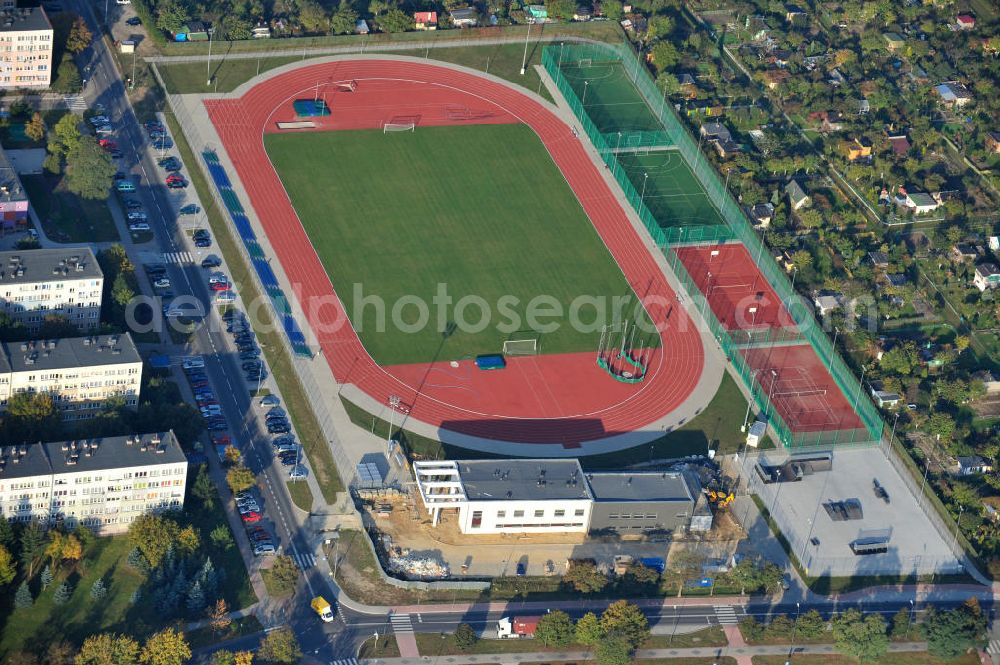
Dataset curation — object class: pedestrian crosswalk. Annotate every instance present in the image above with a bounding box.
[714,605,739,625]
[329,659,358,665]
[292,551,315,570]
[390,613,414,634]
[988,639,1000,655]
[64,95,87,111]
[162,251,193,265]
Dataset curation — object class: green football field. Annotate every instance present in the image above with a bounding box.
[265,124,654,366]
[558,60,663,134]
[616,150,727,228]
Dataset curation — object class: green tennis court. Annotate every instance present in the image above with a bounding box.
[558,59,663,134]
[616,150,726,228]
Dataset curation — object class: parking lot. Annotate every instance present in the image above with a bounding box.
[746,446,962,577]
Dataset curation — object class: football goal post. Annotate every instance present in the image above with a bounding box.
[577,58,592,67]
[383,122,416,133]
[502,338,539,356]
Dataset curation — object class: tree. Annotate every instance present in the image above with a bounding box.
[66,16,93,54]
[46,640,76,665]
[20,521,47,577]
[563,559,608,593]
[52,581,73,605]
[76,633,141,665]
[25,112,46,142]
[226,466,256,494]
[220,15,253,40]
[6,392,59,445]
[7,652,39,665]
[927,412,956,441]
[155,0,190,34]
[890,606,911,638]
[186,580,206,613]
[831,609,888,663]
[454,623,478,651]
[575,611,604,646]
[649,41,680,73]
[211,654,235,665]
[49,113,81,158]
[39,563,54,590]
[14,580,33,609]
[795,610,825,640]
[139,628,191,665]
[790,249,813,270]
[128,514,181,568]
[66,136,116,200]
[879,341,918,375]
[645,15,673,41]
[924,599,986,658]
[727,558,761,595]
[297,0,329,33]
[111,273,135,310]
[209,524,234,551]
[266,555,299,595]
[192,465,216,509]
[233,653,252,665]
[0,544,15,586]
[602,0,623,20]
[544,0,575,20]
[599,600,649,649]
[330,3,358,34]
[208,598,232,636]
[0,516,13,550]
[91,578,108,600]
[177,525,200,556]
[257,627,301,664]
[51,55,82,93]
[594,636,631,665]
[535,610,574,647]
[377,8,413,33]
[223,445,242,467]
[797,208,823,229]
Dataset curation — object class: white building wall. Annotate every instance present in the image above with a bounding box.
[0,359,141,416]
[0,276,103,330]
[457,498,592,534]
[0,460,187,535]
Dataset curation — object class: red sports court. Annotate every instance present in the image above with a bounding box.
[740,344,864,433]
[676,243,798,334]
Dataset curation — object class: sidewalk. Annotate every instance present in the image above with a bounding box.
[369,641,930,665]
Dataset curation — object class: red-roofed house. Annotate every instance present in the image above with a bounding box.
[956,14,975,30]
[887,133,911,157]
[415,11,438,29]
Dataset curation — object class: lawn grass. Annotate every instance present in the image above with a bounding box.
[285,480,313,512]
[0,535,142,655]
[751,653,980,665]
[159,56,302,94]
[161,110,345,502]
[265,124,651,365]
[22,173,120,243]
[260,568,295,599]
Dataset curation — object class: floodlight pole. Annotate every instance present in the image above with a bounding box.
[558,41,565,69]
[763,369,778,420]
[640,171,649,204]
[519,21,531,75]
[741,366,758,432]
[206,31,213,86]
[582,80,590,106]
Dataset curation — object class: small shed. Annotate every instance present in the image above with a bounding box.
[746,420,766,448]
[450,7,477,27]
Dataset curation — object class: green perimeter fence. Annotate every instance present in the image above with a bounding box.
[543,41,884,449]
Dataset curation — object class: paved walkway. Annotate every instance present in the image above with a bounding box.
[371,641,930,665]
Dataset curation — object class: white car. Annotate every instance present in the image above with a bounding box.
[208,273,228,284]
[253,542,276,556]
[215,290,236,304]
[127,211,147,220]
[89,115,110,126]
[153,278,170,289]
[129,223,150,232]
[183,358,205,369]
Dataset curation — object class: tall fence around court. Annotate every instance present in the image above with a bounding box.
[543,41,884,448]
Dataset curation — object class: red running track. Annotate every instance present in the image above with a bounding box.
[205,59,706,447]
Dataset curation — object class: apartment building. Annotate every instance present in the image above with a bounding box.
[0,248,103,331]
[0,432,187,534]
[0,333,142,417]
[0,2,53,89]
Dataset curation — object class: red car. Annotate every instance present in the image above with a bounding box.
[211,435,231,446]
[99,138,115,148]
[241,511,262,524]
[209,282,231,292]
[166,173,184,183]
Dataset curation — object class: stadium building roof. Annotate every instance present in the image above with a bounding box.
[456,459,591,501]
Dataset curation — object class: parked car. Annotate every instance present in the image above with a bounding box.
[260,394,280,407]
[167,180,188,190]
[201,256,222,268]
[158,156,181,171]
[153,278,170,289]
[129,223,150,232]
[239,351,260,361]
[125,15,141,25]
[127,211,147,221]
[179,204,200,215]
[194,229,211,241]
[215,291,236,304]
[144,120,164,133]
[89,115,110,126]
[241,512,262,524]
[94,125,114,136]
[267,421,290,434]
[116,181,136,192]
[253,542,276,556]
[289,466,307,479]
[210,281,231,292]
[195,237,211,248]
[183,357,205,369]
[124,198,143,210]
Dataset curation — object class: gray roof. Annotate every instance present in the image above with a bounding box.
[0,151,27,204]
[785,179,808,203]
[457,459,591,501]
[0,431,185,480]
[4,333,141,373]
[587,471,696,503]
[0,248,102,285]
[0,6,51,33]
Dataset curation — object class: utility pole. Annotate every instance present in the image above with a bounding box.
[206,31,213,86]
[519,21,531,75]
